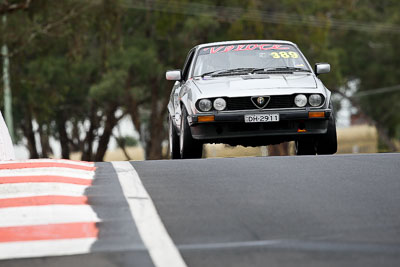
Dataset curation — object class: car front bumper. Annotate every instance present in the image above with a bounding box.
[188,108,332,144]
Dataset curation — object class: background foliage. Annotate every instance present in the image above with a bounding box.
[1,0,399,160]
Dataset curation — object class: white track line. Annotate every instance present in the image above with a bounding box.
[0,168,95,179]
[112,161,187,267]
[0,238,97,260]
[0,205,100,227]
[0,183,89,199]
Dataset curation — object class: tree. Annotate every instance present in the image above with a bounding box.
[3,0,399,161]
[0,0,32,15]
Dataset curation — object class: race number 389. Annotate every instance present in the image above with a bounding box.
[270,52,299,59]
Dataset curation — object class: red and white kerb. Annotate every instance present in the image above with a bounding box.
[0,159,98,260]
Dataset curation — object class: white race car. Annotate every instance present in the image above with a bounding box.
[166,40,337,159]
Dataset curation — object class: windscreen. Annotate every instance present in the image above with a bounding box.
[193,44,310,76]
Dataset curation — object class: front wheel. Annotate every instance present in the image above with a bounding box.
[169,116,180,159]
[316,115,337,155]
[180,109,203,159]
[295,139,317,155]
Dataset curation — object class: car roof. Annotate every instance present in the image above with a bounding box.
[195,40,298,50]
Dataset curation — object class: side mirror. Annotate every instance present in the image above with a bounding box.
[166,70,182,81]
[315,63,330,75]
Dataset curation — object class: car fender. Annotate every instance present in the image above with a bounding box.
[323,88,332,108]
[180,82,199,116]
[175,88,193,131]
[167,102,174,118]
[180,95,193,116]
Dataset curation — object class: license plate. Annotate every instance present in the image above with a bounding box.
[244,114,279,123]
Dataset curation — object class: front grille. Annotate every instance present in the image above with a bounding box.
[226,95,295,110]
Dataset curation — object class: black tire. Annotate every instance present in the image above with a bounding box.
[295,139,317,155]
[316,115,337,155]
[168,116,180,159]
[180,108,203,159]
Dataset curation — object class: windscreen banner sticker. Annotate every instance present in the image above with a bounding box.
[201,44,291,55]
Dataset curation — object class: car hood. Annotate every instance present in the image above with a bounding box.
[192,74,320,98]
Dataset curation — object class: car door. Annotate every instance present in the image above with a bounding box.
[173,48,196,131]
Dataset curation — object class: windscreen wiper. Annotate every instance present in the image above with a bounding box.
[201,68,256,77]
[223,67,256,72]
[252,67,311,73]
[200,69,228,78]
[210,68,257,76]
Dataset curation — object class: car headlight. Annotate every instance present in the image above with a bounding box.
[213,98,226,111]
[294,94,307,107]
[309,94,322,107]
[198,99,212,112]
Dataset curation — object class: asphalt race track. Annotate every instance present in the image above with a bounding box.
[1,153,400,267]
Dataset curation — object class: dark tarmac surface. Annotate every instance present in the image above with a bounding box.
[132,153,400,267]
[2,153,400,266]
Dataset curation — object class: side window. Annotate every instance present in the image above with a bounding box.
[181,49,195,81]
